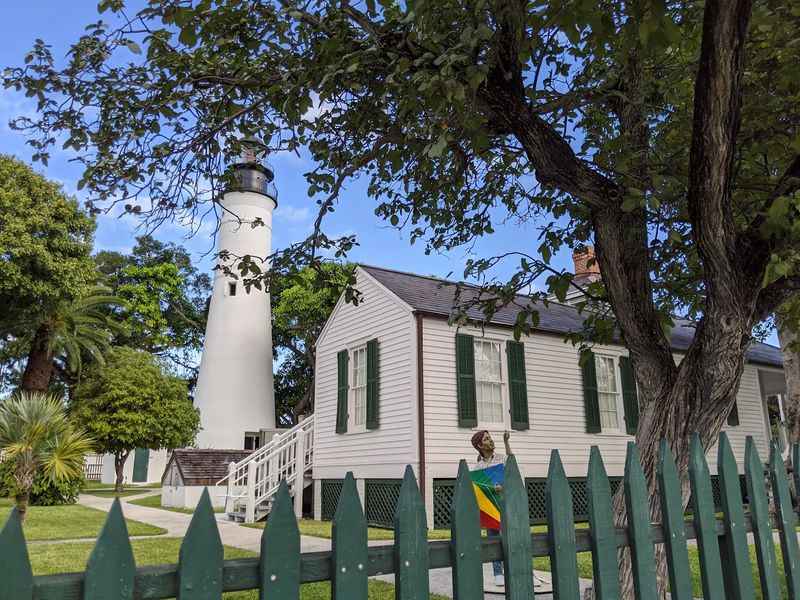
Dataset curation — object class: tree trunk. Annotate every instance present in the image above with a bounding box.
[21,322,55,392]
[777,313,800,444]
[611,327,750,599]
[13,463,37,523]
[14,492,30,522]
[114,451,130,493]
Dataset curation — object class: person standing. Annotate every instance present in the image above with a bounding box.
[471,429,512,589]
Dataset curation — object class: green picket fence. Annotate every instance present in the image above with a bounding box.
[2,432,800,599]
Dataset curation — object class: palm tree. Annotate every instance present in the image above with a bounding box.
[21,287,122,392]
[0,391,94,521]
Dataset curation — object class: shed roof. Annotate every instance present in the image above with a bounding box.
[360,264,783,368]
[164,449,252,486]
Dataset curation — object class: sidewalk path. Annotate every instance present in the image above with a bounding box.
[78,492,586,598]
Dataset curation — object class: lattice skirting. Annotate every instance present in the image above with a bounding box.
[320,478,402,528]
[320,479,344,521]
[432,474,744,530]
[364,479,402,529]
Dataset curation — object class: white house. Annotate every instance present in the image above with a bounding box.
[161,449,251,509]
[311,262,787,529]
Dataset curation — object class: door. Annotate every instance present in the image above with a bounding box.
[132,448,150,483]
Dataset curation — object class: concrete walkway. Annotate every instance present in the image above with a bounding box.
[78,492,586,598]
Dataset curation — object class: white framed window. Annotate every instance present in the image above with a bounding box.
[596,354,624,431]
[349,345,368,431]
[474,339,504,425]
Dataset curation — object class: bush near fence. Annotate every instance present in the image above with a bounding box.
[1,432,799,599]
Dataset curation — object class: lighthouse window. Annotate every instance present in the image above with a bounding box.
[229,282,237,296]
[350,346,367,430]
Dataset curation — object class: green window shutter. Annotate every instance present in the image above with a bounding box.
[581,351,601,433]
[506,340,530,430]
[619,355,639,435]
[455,333,477,428]
[336,349,349,434]
[727,400,739,426]
[366,338,379,430]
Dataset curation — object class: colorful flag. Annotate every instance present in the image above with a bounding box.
[470,463,504,529]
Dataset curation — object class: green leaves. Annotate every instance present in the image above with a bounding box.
[71,347,200,457]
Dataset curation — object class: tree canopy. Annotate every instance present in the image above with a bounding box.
[95,235,211,380]
[272,262,353,422]
[71,346,199,488]
[0,155,96,339]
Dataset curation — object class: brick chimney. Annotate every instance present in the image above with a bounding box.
[572,246,601,280]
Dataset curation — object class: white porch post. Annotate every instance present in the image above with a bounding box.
[225,461,235,514]
[245,460,257,523]
[293,430,306,518]
[313,479,322,521]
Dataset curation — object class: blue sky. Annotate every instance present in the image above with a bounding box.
[0,3,567,287]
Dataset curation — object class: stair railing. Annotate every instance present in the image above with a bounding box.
[217,416,314,521]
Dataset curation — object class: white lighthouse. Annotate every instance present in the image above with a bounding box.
[193,140,278,449]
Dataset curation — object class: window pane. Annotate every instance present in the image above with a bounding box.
[474,339,504,424]
[351,347,368,426]
[599,391,618,427]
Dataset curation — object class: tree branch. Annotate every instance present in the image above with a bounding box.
[686,0,754,305]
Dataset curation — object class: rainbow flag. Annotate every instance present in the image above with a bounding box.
[470,463,504,530]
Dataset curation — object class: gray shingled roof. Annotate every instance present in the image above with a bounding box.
[165,449,252,486]
[360,264,783,368]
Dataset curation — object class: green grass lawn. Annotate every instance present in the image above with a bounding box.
[28,538,448,600]
[83,488,156,498]
[83,481,162,490]
[128,493,225,514]
[533,545,789,600]
[0,498,166,540]
[243,518,450,540]
[243,519,588,541]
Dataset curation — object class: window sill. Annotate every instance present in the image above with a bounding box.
[594,430,633,438]
[345,427,369,435]
[472,424,508,432]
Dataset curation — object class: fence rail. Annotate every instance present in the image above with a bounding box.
[2,433,799,599]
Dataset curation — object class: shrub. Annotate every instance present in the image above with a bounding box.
[0,459,85,506]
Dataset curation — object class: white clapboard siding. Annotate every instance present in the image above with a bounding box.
[422,317,771,479]
[312,268,417,480]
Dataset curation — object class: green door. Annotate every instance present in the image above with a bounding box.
[132,448,149,483]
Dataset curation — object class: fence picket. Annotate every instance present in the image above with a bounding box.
[501,455,534,600]
[586,446,620,600]
[394,465,429,600]
[745,436,781,600]
[656,441,692,600]
[794,443,800,502]
[261,480,301,600]
[769,442,800,599]
[687,433,725,600]
[623,442,657,599]
[717,432,756,600]
[0,507,33,600]
[178,488,223,600]
[83,498,135,599]
[546,449,580,599]
[450,460,482,600]
[332,472,368,600]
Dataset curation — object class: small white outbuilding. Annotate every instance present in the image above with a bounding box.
[161,449,251,510]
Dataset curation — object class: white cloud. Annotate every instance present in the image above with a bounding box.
[275,204,311,223]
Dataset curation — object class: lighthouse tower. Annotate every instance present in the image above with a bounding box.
[193,140,277,449]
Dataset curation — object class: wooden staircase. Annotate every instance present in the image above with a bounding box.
[216,416,314,523]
